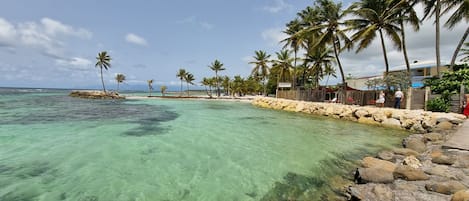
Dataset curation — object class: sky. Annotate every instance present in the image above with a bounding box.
[0,0,467,90]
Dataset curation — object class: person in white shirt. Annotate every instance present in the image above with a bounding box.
[376,91,385,107]
[394,88,404,109]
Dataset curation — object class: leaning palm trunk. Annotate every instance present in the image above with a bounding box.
[180,80,183,96]
[379,29,391,90]
[100,68,106,93]
[450,27,469,69]
[332,37,346,103]
[186,82,190,96]
[292,49,297,89]
[400,19,412,86]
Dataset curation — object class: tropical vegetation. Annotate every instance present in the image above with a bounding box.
[115,73,126,92]
[208,60,226,97]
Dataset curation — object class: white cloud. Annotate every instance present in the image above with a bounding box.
[56,57,92,70]
[263,0,292,13]
[0,18,17,46]
[261,27,287,47]
[41,18,92,39]
[176,16,214,30]
[125,33,148,46]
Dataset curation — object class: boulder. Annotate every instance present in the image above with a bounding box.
[402,155,422,169]
[425,165,455,178]
[404,137,427,153]
[452,190,469,201]
[361,157,396,172]
[454,155,469,168]
[425,180,467,195]
[393,148,419,156]
[377,150,394,161]
[347,186,363,200]
[372,184,393,201]
[424,132,444,142]
[355,109,370,118]
[436,121,454,130]
[69,90,124,99]
[432,152,456,165]
[355,168,395,184]
[393,165,430,181]
[381,118,402,129]
[358,117,380,126]
[372,111,387,123]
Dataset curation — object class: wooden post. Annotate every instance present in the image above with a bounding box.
[406,88,412,110]
[424,87,431,111]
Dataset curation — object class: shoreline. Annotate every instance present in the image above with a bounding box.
[124,95,257,103]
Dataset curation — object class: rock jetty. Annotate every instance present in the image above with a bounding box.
[252,97,469,201]
[69,90,124,99]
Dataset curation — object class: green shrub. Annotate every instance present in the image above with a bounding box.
[426,97,450,112]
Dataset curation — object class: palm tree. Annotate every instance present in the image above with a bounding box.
[221,76,230,96]
[201,77,215,98]
[147,79,153,96]
[304,46,334,87]
[208,60,225,97]
[95,51,111,93]
[460,42,469,62]
[272,50,293,93]
[349,0,403,75]
[443,0,469,69]
[309,0,352,87]
[282,19,304,88]
[115,73,126,92]
[176,68,187,96]
[160,85,167,96]
[324,65,337,87]
[184,73,195,96]
[396,0,420,75]
[249,50,271,96]
[421,0,443,76]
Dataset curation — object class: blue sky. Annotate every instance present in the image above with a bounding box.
[0,0,467,90]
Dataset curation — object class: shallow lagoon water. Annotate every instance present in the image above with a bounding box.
[0,89,408,201]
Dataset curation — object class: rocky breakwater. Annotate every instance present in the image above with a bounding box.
[252,97,466,133]
[252,97,469,200]
[69,90,124,99]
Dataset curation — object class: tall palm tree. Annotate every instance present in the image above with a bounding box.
[272,50,293,93]
[115,73,126,92]
[443,0,469,69]
[176,68,187,96]
[396,0,420,75]
[249,50,271,96]
[95,51,111,93]
[147,79,153,96]
[421,0,443,76]
[201,77,214,98]
[349,0,403,75]
[184,73,195,96]
[282,19,304,89]
[221,76,230,96]
[309,0,352,87]
[208,60,225,97]
[304,46,334,87]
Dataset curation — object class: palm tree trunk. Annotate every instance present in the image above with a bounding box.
[180,80,183,96]
[293,48,297,89]
[215,72,220,97]
[436,0,441,77]
[117,82,120,92]
[100,67,106,93]
[450,26,469,69]
[400,19,412,86]
[379,29,390,74]
[186,82,189,96]
[332,36,346,102]
[263,78,267,96]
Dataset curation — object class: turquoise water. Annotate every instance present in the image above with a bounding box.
[0,88,408,201]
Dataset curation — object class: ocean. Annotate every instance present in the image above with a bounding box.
[0,88,407,201]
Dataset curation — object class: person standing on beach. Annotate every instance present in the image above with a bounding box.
[394,88,404,109]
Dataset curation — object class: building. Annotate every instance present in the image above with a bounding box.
[347,61,450,90]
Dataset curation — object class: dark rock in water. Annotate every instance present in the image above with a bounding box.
[69,90,124,99]
[393,165,429,181]
[425,180,467,195]
[355,168,394,184]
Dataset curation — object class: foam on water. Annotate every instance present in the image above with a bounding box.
[0,89,408,201]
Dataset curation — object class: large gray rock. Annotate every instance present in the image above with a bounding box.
[373,184,393,201]
[424,132,444,142]
[425,180,467,195]
[393,148,419,156]
[381,118,402,129]
[393,165,430,181]
[356,168,395,184]
[452,189,469,201]
[403,137,427,153]
[377,150,395,161]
